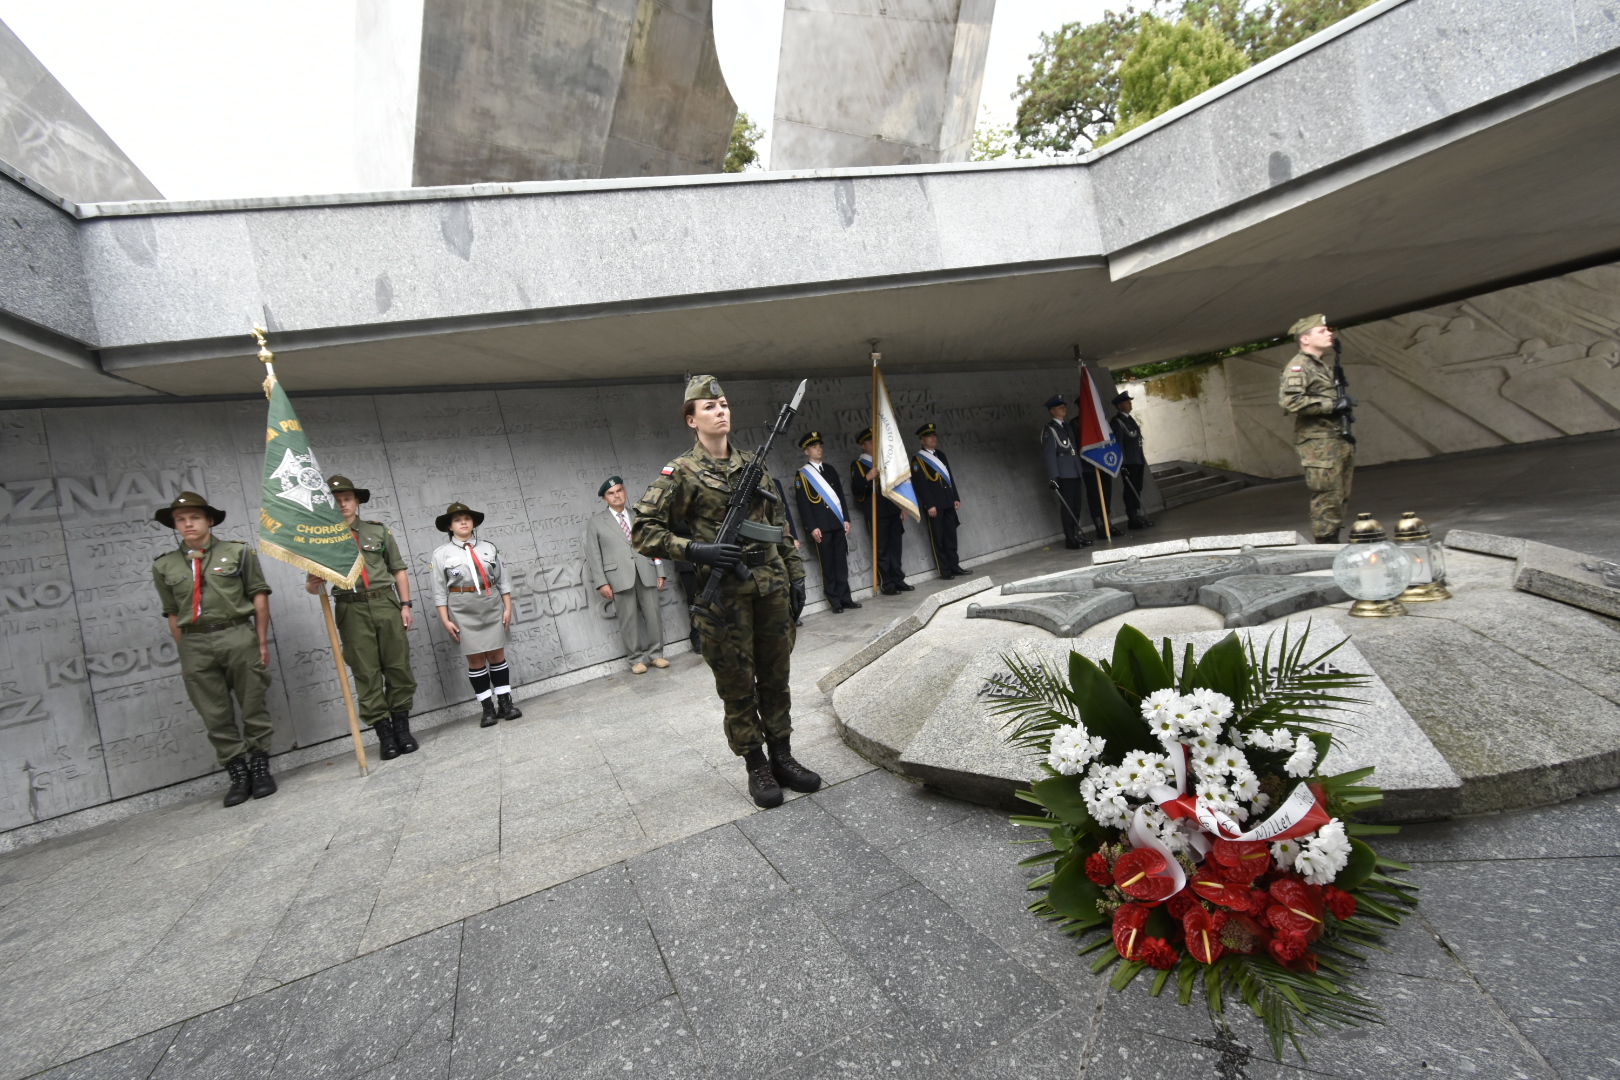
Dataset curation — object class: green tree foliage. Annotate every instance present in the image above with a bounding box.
[724,111,765,173]
[1011,0,1376,154]
[972,108,1028,161]
[1102,14,1250,144]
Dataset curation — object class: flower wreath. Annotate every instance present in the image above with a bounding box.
[991,624,1418,1061]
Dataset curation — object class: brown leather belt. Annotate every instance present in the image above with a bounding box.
[181,616,250,634]
[447,586,483,594]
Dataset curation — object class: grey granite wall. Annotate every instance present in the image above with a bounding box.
[0,365,1089,831]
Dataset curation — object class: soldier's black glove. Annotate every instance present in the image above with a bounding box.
[1332,399,1353,415]
[789,579,806,621]
[687,541,743,570]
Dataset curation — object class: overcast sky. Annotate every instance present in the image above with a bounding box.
[0,0,1108,202]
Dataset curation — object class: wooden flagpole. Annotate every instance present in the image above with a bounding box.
[871,349,880,592]
[320,591,370,775]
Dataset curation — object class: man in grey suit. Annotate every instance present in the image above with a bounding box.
[583,476,668,674]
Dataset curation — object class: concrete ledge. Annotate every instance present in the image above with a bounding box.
[814,576,994,695]
[1513,540,1620,619]
[1446,529,1525,559]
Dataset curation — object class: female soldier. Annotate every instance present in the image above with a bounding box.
[431,501,523,726]
[631,375,817,808]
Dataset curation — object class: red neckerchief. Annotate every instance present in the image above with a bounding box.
[460,539,490,593]
[191,551,205,619]
[350,525,371,589]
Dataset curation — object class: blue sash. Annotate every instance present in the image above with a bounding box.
[798,464,845,524]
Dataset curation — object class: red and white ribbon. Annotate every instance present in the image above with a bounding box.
[1148,745,1329,846]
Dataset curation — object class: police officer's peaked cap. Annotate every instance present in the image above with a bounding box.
[1044,394,1066,410]
[1289,314,1328,338]
[684,374,725,402]
[1112,391,1132,405]
[326,475,371,503]
[855,427,873,445]
[155,491,225,529]
[435,501,485,533]
[798,431,824,450]
[915,423,938,439]
[597,475,624,498]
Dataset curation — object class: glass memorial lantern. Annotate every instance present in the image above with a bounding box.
[1332,513,1413,617]
[1394,510,1451,602]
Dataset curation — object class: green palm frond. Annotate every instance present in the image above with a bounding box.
[985,652,1085,753]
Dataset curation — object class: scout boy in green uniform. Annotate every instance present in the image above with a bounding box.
[1278,315,1355,542]
[305,476,419,759]
[631,375,819,809]
[151,492,277,807]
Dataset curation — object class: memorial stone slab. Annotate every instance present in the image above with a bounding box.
[1512,540,1620,619]
[1199,574,1349,628]
[1247,548,1341,575]
[1092,539,1190,564]
[1445,529,1525,559]
[1092,553,1260,606]
[815,577,994,694]
[998,567,1101,595]
[1188,531,1307,550]
[964,589,1135,637]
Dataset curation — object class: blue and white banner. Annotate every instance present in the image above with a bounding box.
[873,370,920,520]
[915,448,953,488]
[798,464,844,523]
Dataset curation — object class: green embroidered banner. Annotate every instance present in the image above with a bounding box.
[257,375,363,589]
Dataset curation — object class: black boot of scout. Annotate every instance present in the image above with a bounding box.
[479,698,498,728]
[248,751,278,800]
[393,711,419,753]
[376,717,401,760]
[223,757,252,807]
[496,694,523,721]
[767,737,822,794]
[743,748,784,809]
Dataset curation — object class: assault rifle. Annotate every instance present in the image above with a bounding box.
[693,379,807,616]
[1332,339,1356,446]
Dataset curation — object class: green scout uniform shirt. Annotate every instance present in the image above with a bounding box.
[152,535,271,626]
[1277,351,1344,444]
[632,443,805,593]
[332,519,407,594]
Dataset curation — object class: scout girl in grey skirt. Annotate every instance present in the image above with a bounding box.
[431,502,523,727]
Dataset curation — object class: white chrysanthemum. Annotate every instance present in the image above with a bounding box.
[1190,747,1224,780]
[1250,790,1273,814]
[1046,725,1106,776]
[1296,820,1351,885]
[1087,785,1131,830]
[1189,687,1234,720]
[1202,787,1245,821]
[1187,712,1223,740]
[1270,838,1301,869]
[1215,747,1248,776]
[1230,771,1261,802]
[1169,702,1209,734]
[1140,688,1180,719]
[1224,725,1247,748]
[1116,751,1170,798]
[1285,733,1319,778]
[1247,727,1290,752]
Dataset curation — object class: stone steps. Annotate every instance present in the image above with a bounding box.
[1150,462,1248,508]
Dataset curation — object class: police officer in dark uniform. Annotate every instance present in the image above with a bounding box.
[793,431,859,613]
[1109,391,1155,530]
[851,428,911,594]
[910,422,969,579]
[1041,396,1092,549]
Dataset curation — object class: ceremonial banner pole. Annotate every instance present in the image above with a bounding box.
[1075,346,1113,541]
[252,328,370,776]
[870,348,880,592]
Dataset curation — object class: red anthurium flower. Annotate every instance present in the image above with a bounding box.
[1189,873,1247,909]
[1166,889,1198,920]
[1139,937,1179,969]
[1183,907,1227,964]
[1085,851,1115,887]
[1211,839,1271,881]
[1218,913,1271,955]
[1113,848,1178,902]
[1266,879,1325,941]
[1113,904,1151,960]
[1323,886,1356,921]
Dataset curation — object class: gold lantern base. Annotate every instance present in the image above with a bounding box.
[1398,581,1452,603]
[1349,598,1407,618]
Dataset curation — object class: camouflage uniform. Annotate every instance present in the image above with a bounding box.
[632,413,805,757]
[1279,345,1354,540]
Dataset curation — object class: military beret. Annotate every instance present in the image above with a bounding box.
[1112,391,1132,405]
[684,374,725,402]
[435,501,485,533]
[154,491,225,529]
[598,475,624,498]
[1289,314,1327,338]
[915,422,938,438]
[1044,395,1066,410]
[855,427,873,445]
[798,431,823,450]
[325,475,371,503]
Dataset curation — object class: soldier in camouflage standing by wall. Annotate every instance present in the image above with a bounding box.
[632,375,819,809]
[1279,314,1355,543]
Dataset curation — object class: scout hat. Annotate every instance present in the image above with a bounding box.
[597,475,624,498]
[155,491,225,529]
[855,427,873,445]
[1044,394,1066,410]
[1112,390,1132,405]
[915,422,938,438]
[435,501,485,533]
[1289,314,1327,338]
[684,374,725,402]
[326,475,371,503]
[798,431,824,450]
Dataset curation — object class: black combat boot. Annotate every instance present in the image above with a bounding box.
[479,697,498,728]
[248,750,277,799]
[375,717,401,759]
[742,747,784,808]
[767,736,822,794]
[392,710,419,753]
[223,757,252,807]
[1313,530,1340,545]
[496,694,523,721]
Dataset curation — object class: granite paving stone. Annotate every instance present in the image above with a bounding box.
[766,1009,941,1080]
[657,892,890,1080]
[30,1025,179,1080]
[810,769,974,853]
[484,997,705,1080]
[354,1044,451,1080]
[1517,1017,1620,1080]
[626,824,788,934]
[950,1004,1097,1080]
[734,798,912,918]
[360,856,498,954]
[1378,788,1620,864]
[246,884,378,989]
[495,813,650,903]
[827,882,1066,1068]
[147,982,309,1080]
